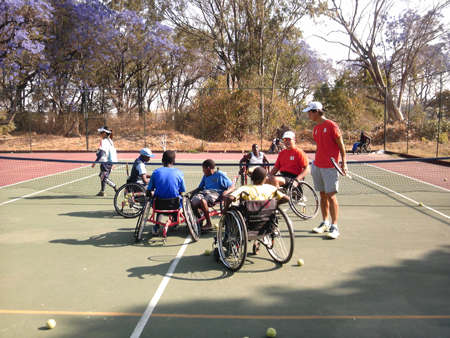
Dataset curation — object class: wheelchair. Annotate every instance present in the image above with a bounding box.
[135,195,188,244]
[354,141,371,155]
[279,179,319,220]
[114,182,146,218]
[239,165,268,187]
[212,194,294,271]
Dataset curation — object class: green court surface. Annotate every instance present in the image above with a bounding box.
[1,157,450,337]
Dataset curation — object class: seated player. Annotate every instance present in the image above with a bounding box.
[190,159,236,231]
[239,143,269,176]
[223,167,289,214]
[128,148,155,188]
[351,131,371,154]
[266,131,310,188]
[147,150,186,235]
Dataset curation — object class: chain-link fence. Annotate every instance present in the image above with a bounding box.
[1,79,449,157]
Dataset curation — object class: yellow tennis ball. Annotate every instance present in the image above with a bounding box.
[125,202,129,206]
[297,259,304,266]
[204,249,211,256]
[445,178,447,181]
[214,223,219,229]
[419,202,423,206]
[46,319,56,329]
[267,327,276,337]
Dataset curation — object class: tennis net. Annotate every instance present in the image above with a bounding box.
[0,156,449,197]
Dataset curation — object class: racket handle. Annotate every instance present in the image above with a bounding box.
[346,172,352,180]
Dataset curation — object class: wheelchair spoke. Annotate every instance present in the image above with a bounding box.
[267,208,294,264]
[114,183,146,218]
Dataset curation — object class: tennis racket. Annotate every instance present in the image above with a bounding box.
[330,157,352,179]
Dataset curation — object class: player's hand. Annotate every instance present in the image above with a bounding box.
[341,163,348,175]
[112,165,116,170]
[91,163,95,168]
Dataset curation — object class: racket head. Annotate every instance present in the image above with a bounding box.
[330,157,345,176]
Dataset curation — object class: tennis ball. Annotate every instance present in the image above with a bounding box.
[267,327,276,337]
[46,319,56,329]
[214,223,219,229]
[125,202,129,206]
[419,202,423,206]
[204,249,211,256]
[297,259,304,266]
[445,178,447,181]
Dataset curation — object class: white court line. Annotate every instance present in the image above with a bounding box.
[130,235,192,338]
[350,170,450,220]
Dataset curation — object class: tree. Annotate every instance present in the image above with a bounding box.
[322,0,450,121]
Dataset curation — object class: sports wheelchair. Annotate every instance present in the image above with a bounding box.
[135,195,189,244]
[114,182,146,218]
[354,140,371,155]
[279,179,319,220]
[212,193,294,271]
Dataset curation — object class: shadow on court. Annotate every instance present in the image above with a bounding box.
[17,246,449,338]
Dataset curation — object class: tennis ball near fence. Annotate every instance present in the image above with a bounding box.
[419,202,423,206]
[267,327,277,337]
[46,319,56,329]
[297,259,304,266]
[204,249,211,256]
[445,178,448,181]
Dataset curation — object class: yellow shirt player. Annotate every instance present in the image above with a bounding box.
[223,167,289,213]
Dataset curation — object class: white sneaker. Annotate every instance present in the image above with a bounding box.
[312,222,330,233]
[327,226,340,239]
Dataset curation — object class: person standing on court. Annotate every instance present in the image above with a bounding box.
[266,131,310,188]
[304,101,347,239]
[92,126,118,196]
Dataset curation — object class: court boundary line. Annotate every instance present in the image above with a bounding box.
[350,170,450,220]
[1,310,449,320]
[130,235,192,338]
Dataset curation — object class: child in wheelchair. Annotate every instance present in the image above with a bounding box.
[238,144,270,185]
[223,167,289,236]
[146,150,186,235]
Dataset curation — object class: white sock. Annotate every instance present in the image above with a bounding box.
[331,224,338,230]
[323,220,330,226]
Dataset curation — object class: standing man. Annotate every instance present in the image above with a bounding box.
[304,101,347,239]
[266,131,310,188]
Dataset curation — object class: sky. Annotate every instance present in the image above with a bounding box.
[299,0,449,62]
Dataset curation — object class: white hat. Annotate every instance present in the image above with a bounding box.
[282,131,296,140]
[302,101,323,112]
[97,126,112,134]
[140,148,155,157]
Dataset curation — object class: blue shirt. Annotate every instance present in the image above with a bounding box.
[148,167,186,199]
[198,171,233,194]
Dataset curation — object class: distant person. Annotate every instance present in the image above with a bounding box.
[147,150,186,235]
[304,101,347,239]
[239,143,269,175]
[223,167,289,214]
[128,148,155,188]
[190,159,236,231]
[351,131,371,154]
[266,131,310,188]
[92,126,118,196]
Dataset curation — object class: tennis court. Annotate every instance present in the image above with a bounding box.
[1,153,450,337]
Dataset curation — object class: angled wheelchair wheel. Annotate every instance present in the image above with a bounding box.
[363,144,371,154]
[135,199,150,243]
[266,207,294,264]
[114,183,146,218]
[288,181,319,219]
[217,208,248,271]
[182,196,201,242]
[355,146,362,155]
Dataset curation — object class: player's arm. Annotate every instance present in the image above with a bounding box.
[268,165,279,176]
[335,136,347,174]
[295,164,310,181]
[262,154,270,164]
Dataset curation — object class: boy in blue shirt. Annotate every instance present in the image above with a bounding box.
[147,150,186,235]
[128,148,155,188]
[191,159,235,231]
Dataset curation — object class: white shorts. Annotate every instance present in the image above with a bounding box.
[311,163,339,194]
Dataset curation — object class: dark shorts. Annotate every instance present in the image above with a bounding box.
[192,190,220,207]
[277,171,298,188]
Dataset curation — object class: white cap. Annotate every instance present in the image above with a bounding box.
[302,101,323,112]
[140,148,155,157]
[97,126,111,134]
[282,131,296,140]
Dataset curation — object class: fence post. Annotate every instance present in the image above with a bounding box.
[83,87,89,151]
[200,88,204,149]
[260,87,264,149]
[436,73,443,157]
[406,79,411,155]
[384,86,387,152]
